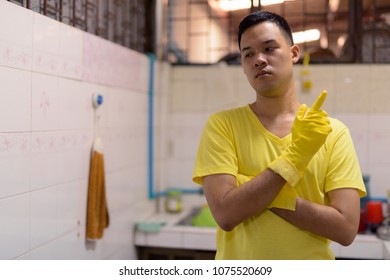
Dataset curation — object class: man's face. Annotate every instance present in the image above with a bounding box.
[240,22,299,96]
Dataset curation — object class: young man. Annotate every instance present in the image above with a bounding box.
[192,11,366,259]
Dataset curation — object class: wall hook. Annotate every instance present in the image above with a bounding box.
[93,93,104,109]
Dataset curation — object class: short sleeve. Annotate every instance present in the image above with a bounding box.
[325,122,366,197]
[192,113,238,185]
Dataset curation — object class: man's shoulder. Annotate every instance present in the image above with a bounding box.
[329,117,348,130]
[328,117,352,139]
[210,105,249,120]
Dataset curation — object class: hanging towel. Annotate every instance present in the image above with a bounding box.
[86,137,109,240]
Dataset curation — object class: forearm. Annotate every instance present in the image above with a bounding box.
[203,168,286,231]
[270,193,360,245]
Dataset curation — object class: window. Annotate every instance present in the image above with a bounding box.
[165,0,390,64]
[7,0,155,54]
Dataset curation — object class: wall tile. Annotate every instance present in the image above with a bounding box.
[0,1,33,70]
[171,81,207,112]
[32,12,60,75]
[0,132,30,198]
[0,156,30,198]
[106,171,129,214]
[0,66,31,131]
[103,128,148,173]
[77,179,89,229]
[127,165,148,200]
[56,180,85,237]
[32,74,90,131]
[60,147,91,182]
[169,112,209,127]
[368,129,390,165]
[368,66,390,113]
[58,24,83,80]
[205,64,237,112]
[104,210,136,259]
[30,131,92,190]
[165,159,198,189]
[83,81,110,129]
[31,72,59,131]
[370,65,390,78]
[0,194,30,259]
[30,187,58,249]
[154,61,171,95]
[366,165,390,198]
[172,66,204,81]
[0,2,153,260]
[333,65,371,113]
[368,114,390,130]
[296,65,336,114]
[106,88,146,129]
[57,78,94,130]
[235,78,256,106]
[168,127,201,159]
[82,33,149,91]
[30,152,60,191]
[18,229,101,260]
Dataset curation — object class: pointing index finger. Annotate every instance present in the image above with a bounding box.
[311,90,328,111]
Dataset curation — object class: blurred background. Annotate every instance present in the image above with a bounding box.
[0,0,390,260]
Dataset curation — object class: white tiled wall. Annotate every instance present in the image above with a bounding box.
[0,1,165,259]
[169,63,390,199]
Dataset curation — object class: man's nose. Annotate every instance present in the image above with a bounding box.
[254,53,267,68]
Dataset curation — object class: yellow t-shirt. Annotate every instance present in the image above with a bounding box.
[193,105,366,260]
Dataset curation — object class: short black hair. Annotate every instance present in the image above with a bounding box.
[238,11,294,50]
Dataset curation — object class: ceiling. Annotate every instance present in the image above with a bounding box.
[225,0,390,33]
[217,0,390,63]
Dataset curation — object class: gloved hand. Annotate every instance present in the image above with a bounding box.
[269,90,332,186]
[267,183,297,210]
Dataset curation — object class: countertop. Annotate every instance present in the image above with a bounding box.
[134,208,390,259]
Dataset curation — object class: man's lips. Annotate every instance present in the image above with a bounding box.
[255,70,271,78]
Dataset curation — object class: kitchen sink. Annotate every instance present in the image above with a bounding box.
[176,207,202,226]
[175,206,217,227]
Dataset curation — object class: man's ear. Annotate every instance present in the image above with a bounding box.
[291,45,300,63]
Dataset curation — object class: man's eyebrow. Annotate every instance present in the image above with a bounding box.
[263,39,277,45]
[240,39,278,53]
[240,46,251,53]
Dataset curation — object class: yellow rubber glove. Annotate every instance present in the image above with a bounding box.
[269,91,332,186]
[267,183,296,210]
[236,174,296,210]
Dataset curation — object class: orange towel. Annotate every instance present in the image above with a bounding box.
[86,140,109,240]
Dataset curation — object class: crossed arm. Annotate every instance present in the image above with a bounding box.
[203,169,360,246]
